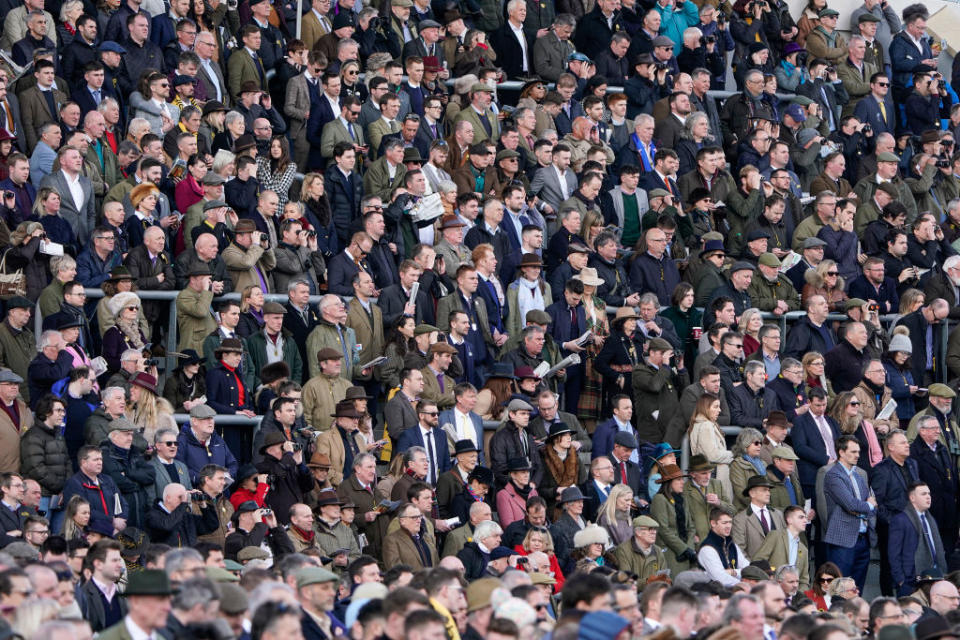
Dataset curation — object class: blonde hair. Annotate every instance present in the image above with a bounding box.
[12,598,60,639]
[131,391,176,445]
[738,308,762,335]
[522,527,555,553]
[600,483,634,527]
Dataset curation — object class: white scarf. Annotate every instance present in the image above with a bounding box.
[517,277,544,329]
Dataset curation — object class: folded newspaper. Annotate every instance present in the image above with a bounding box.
[358,356,388,370]
[574,330,593,347]
[407,192,444,224]
[875,399,898,422]
[543,354,581,379]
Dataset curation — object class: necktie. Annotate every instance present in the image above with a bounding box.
[252,52,265,85]
[478,110,493,136]
[41,89,57,120]
[431,123,438,138]
[817,415,837,459]
[879,99,887,124]
[620,461,628,484]
[760,508,769,533]
[426,430,437,484]
[93,89,101,105]
[348,122,356,141]
[784,476,798,505]
[921,512,938,567]
[336,325,350,364]
[436,372,444,393]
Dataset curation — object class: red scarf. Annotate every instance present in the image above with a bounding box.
[221,361,246,407]
[293,524,315,542]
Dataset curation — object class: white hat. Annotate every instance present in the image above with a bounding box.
[888,334,913,354]
[108,291,142,319]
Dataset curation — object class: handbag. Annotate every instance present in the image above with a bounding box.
[0,251,26,299]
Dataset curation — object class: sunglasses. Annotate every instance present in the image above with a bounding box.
[819,577,834,583]
[420,411,439,416]
[160,441,178,446]
[751,440,763,446]
[126,305,139,311]
[826,271,838,276]
[876,81,890,87]
[848,401,861,406]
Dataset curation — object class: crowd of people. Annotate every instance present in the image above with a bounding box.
[2,0,960,637]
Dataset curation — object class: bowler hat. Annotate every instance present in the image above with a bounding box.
[507,457,532,472]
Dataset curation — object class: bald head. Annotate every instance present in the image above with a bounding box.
[195,233,218,260]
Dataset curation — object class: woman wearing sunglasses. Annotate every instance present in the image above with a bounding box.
[804,561,842,611]
[728,427,767,511]
[801,259,849,312]
[829,390,884,473]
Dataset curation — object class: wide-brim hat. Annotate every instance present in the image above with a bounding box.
[518,253,543,269]
[107,266,135,282]
[345,386,373,400]
[315,488,345,507]
[122,569,175,597]
[403,148,424,164]
[130,372,158,395]
[331,401,363,419]
[215,338,244,358]
[507,457,532,472]
[488,362,517,380]
[187,264,212,278]
[259,431,288,454]
[308,452,332,469]
[233,463,259,486]
[572,267,604,287]
[513,366,540,381]
[742,475,775,497]
[233,133,257,154]
[454,439,479,455]
[174,349,202,367]
[202,100,227,117]
[613,306,640,325]
[558,486,586,503]
[656,463,687,484]
[687,454,716,472]
[57,317,83,331]
[547,422,573,440]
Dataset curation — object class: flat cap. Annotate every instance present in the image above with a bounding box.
[470,82,493,93]
[845,297,868,310]
[567,52,591,63]
[237,546,270,562]
[489,546,513,560]
[741,565,770,580]
[567,242,590,254]
[206,566,240,583]
[632,515,659,528]
[317,347,343,362]
[190,403,217,418]
[414,323,441,336]
[731,261,756,273]
[202,172,226,186]
[648,188,670,199]
[428,342,458,355]
[496,149,520,161]
[526,309,552,325]
[218,583,249,614]
[652,35,674,47]
[929,383,957,398]
[202,199,228,211]
[746,228,771,242]
[758,252,781,268]
[507,398,534,413]
[771,445,799,460]
[6,296,33,310]
[466,578,501,612]
[418,18,441,29]
[877,151,900,163]
[818,7,839,16]
[109,417,137,432]
[99,41,127,53]
[296,566,339,588]
[858,12,880,22]
[800,237,827,249]
[0,370,23,384]
[647,337,672,352]
[613,431,638,449]
[262,302,286,315]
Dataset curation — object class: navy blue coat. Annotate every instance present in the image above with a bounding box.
[910,438,958,537]
[871,457,920,524]
[324,164,363,241]
[27,350,73,409]
[62,471,128,532]
[791,412,840,489]
[889,507,947,595]
[205,363,253,414]
[395,426,452,476]
[476,275,508,335]
[306,95,340,169]
[545,300,587,348]
[629,252,681,306]
[847,274,899,316]
[766,376,807,422]
[326,251,370,297]
[175,424,239,483]
[783,316,836,360]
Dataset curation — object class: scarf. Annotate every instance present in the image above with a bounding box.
[743,454,767,476]
[511,479,533,499]
[862,378,885,404]
[671,491,688,541]
[466,484,485,502]
[543,445,579,488]
[516,277,544,330]
[859,421,883,467]
[292,524,315,542]
[116,317,145,350]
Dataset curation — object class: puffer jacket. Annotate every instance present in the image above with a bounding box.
[19,421,71,495]
[100,442,156,529]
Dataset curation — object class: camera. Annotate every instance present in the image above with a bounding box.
[825,65,836,75]
[262,508,272,516]
[292,442,303,452]
[937,157,951,168]
[655,62,669,71]
[259,232,268,244]
[2,191,12,199]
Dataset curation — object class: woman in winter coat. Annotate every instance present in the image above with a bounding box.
[538,423,581,516]
[513,527,566,591]
[162,350,207,414]
[495,457,539,528]
[101,292,147,374]
[883,329,918,429]
[20,395,72,508]
[688,393,734,499]
[801,260,848,312]
[597,484,635,546]
[729,427,767,510]
[3,221,50,302]
[449,466,495,525]
[649,464,699,577]
[571,524,610,573]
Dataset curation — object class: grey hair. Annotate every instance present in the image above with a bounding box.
[758,324,780,340]
[38,330,61,350]
[919,414,941,429]
[437,180,458,194]
[212,149,236,174]
[337,38,359,53]
[247,581,298,616]
[353,452,376,469]
[287,278,310,293]
[558,207,579,221]
[635,113,655,128]
[744,360,765,376]
[154,427,179,444]
[121,348,142,363]
[103,387,128,404]
[59,0,83,20]
[128,117,151,134]
[745,69,764,84]
[781,357,801,370]
[403,446,427,466]
[775,565,799,580]
[732,427,765,456]
[681,111,714,142]
[553,13,576,27]
[164,548,204,577]
[51,254,77,274]
[469,501,492,518]
[162,483,185,501]
[98,97,119,114]
[224,111,245,128]
[638,292,660,307]
[172,577,219,611]
[506,0,525,12]
[848,34,865,47]
[683,26,703,40]
[383,137,404,152]
[473,520,503,540]
[722,593,762,625]
[319,294,342,310]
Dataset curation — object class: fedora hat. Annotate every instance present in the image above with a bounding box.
[215,338,244,358]
[107,266,136,282]
[308,452,332,469]
[547,422,573,440]
[687,454,716,472]
[130,372,158,395]
[331,401,363,419]
[765,410,792,429]
[741,475,775,497]
[122,569,175,597]
[438,215,466,230]
[573,267,604,287]
[258,432,291,455]
[454,439,479,455]
[315,488,345,507]
[507,457,532,472]
[345,386,373,400]
[613,306,640,327]
[174,349,202,367]
[518,253,543,268]
[558,486,586,504]
[656,464,687,484]
[488,362,517,380]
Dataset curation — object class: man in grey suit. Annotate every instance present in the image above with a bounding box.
[285,52,322,172]
[146,426,192,504]
[889,481,947,596]
[384,367,424,442]
[824,434,877,593]
[40,145,96,244]
[529,143,577,221]
[532,15,576,83]
[194,31,229,107]
[321,95,366,171]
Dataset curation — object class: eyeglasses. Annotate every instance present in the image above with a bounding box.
[126,306,139,311]
[751,440,763,446]
[160,441,178,446]
[400,513,423,520]
[728,343,744,349]
[96,235,115,241]
[26,529,49,536]
[875,81,890,87]
[420,411,439,416]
